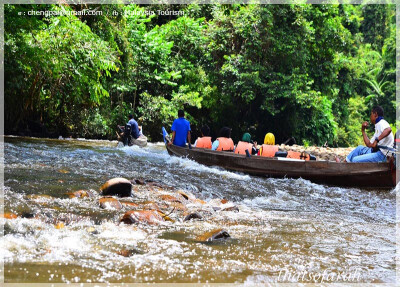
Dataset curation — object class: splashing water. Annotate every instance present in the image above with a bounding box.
[2,136,396,283]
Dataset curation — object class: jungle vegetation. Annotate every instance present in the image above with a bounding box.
[4,4,396,146]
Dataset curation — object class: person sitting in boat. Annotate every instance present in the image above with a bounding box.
[258,133,280,157]
[117,114,141,139]
[343,106,394,163]
[234,133,258,155]
[193,125,212,149]
[127,114,141,139]
[212,127,234,151]
[169,109,191,147]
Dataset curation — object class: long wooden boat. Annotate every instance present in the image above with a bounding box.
[166,144,398,189]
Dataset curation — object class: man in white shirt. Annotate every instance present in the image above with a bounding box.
[345,106,394,163]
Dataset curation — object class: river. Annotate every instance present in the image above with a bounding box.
[2,136,396,283]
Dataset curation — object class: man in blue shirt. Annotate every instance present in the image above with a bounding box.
[127,114,140,139]
[169,110,191,147]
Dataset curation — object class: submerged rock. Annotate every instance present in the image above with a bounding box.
[160,194,182,203]
[117,248,143,257]
[0,213,18,219]
[99,197,123,210]
[120,210,165,225]
[120,201,139,208]
[100,178,132,197]
[53,213,90,226]
[221,205,239,212]
[55,222,65,229]
[196,229,231,242]
[177,191,190,200]
[67,190,94,199]
[184,212,203,221]
[134,179,146,185]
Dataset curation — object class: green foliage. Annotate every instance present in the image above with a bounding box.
[337,96,367,147]
[4,4,396,146]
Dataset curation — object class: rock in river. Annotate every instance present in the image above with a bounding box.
[120,210,165,225]
[99,197,123,210]
[196,229,231,242]
[100,178,132,197]
[67,190,94,198]
[0,213,18,219]
[184,212,203,222]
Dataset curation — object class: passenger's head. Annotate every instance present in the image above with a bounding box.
[264,133,275,145]
[372,106,384,117]
[201,125,210,137]
[178,110,185,118]
[219,127,231,138]
[128,114,133,120]
[242,133,252,143]
[371,106,384,124]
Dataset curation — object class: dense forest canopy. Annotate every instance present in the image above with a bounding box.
[4,4,396,146]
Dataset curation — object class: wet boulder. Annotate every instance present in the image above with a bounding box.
[99,197,123,210]
[120,210,165,225]
[184,212,203,222]
[196,229,231,242]
[100,178,132,197]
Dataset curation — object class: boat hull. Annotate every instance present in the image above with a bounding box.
[166,144,397,189]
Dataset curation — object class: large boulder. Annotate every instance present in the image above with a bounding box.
[100,178,132,197]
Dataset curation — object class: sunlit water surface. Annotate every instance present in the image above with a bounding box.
[2,136,396,283]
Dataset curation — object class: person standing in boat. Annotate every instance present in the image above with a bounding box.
[169,109,191,147]
[344,106,394,163]
[212,127,234,151]
[193,125,212,149]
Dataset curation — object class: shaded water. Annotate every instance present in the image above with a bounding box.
[2,136,396,283]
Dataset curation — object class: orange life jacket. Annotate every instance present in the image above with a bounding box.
[234,141,253,155]
[260,144,279,157]
[216,137,235,151]
[287,151,310,160]
[196,137,212,149]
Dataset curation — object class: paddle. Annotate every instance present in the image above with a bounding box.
[162,127,171,144]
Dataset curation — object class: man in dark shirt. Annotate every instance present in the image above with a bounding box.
[127,114,140,139]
